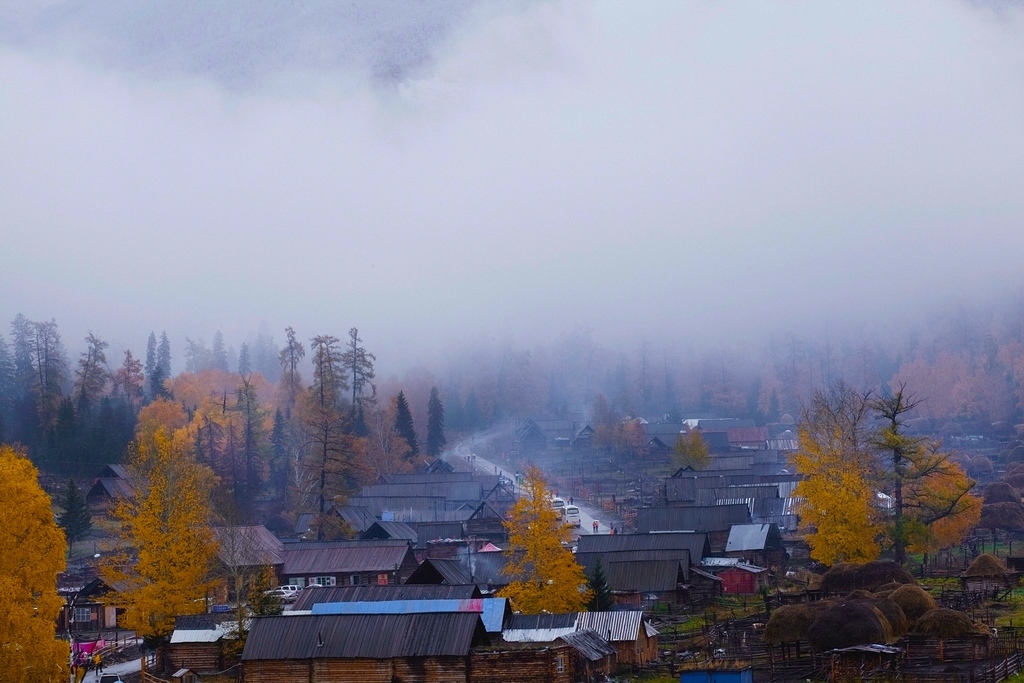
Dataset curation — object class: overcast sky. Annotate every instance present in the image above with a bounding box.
[2,0,1024,371]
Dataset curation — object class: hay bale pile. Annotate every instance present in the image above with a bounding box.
[763,603,831,645]
[889,584,938,627]
[984,482,1020,505]
[962,553,1012,578]
[807,601,894,651]
[869,597,909,638]
[822,561,915,594]
[979,502,1024,530]
[913,608,988,637]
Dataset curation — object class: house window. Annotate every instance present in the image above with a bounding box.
[288,578,305,587]
[313,576,336,587]
[350,574,361,586]
[377,573,389,586]
[556,655,564,673]
[74,607,92,624]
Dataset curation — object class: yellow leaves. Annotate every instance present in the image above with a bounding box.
[673,431,710,470]
[101,428,217,640]
[498,465,592,614]
[904,455,982,553]
[136,398,188,436]
[0,445,69,681]
[794,426,883,565]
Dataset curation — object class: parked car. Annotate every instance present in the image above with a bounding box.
[565,505,582,527]
[100,676,125,683]
[267,585,301,602]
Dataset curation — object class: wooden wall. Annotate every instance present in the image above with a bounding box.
[470,646,574,683]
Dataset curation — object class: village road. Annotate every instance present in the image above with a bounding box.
[447,431,614,535]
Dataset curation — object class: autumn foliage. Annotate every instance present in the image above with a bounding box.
[794,424,883,564]
[499,465,592,614]
[102,428,217,641]
[0,445,69,681]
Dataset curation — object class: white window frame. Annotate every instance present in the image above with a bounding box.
[74,606,92,624]
[288,578,306,587]
[313,576,337,587]
[556,654,564,673]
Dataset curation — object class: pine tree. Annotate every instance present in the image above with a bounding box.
[157,331,172,378]
[426,386,446,458]
[145,332,157,384]
[253,324,280,383]
[393,391,419,459]
[238,343,252,375]
[588,558,614,611]
[212,331,229,372]
[58,478,92,548]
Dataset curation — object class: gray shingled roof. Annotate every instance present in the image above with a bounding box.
[636,504,750,533]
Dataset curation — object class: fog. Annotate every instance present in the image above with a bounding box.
[2,0,1024,373]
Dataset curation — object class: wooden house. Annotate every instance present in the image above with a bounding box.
[724,523,786,570]
[165,613,239,675]
[636,504,751,552]
[85,464,134,512]
[503,611,658,669]
[279,539,418,588]
[702,558,768,595]
[557,629,617,682]
[59,578,121,633]
[211,525,283,602]
[241,612,488,683]
[470,643,576,683]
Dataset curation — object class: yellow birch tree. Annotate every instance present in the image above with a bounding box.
[0,445,69,681]
[102,428,217,642]
[499,465,592,614]
[794,385,883,565]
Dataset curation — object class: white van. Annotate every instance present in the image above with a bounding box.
[565,505,582,527]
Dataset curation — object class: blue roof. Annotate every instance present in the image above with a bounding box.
[310,598,507,633]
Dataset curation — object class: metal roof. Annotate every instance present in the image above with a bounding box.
[605,559,685,592]
[406,558,475,586]
[636,504,750,533]
[212,525,284,567]
[312,598,483,615]
[170,622,237,643]
[725,523,773,552]
[576,532,709,563]
[577,611,655,641]
[504,613,577,642]
[359,482,485,501]
[361,521,418,542]
[308,598,507,634]
[280,540,413,575]
[242,612,481,660]
[557,629,616,661]
[292,584,479,611]
[412,522,465,547]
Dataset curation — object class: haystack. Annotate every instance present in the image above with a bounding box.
[889,584,938,627]
[984,482,1021,505]
[869,598,909,638]
[1004,473,1024,490]
[962,553,1011,578]
[822,561,915,593]
[979,502,1024,530]
[763,602,831,644]
[913,608,988,638]
[807,601,893,651]
[845,589,876,600]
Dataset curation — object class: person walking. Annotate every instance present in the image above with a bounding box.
[592,520,599,534]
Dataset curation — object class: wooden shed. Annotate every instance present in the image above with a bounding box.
[960,553,1018,595]
[165,613,239,675]
[469,644,576,683]
[241,612,487,683]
